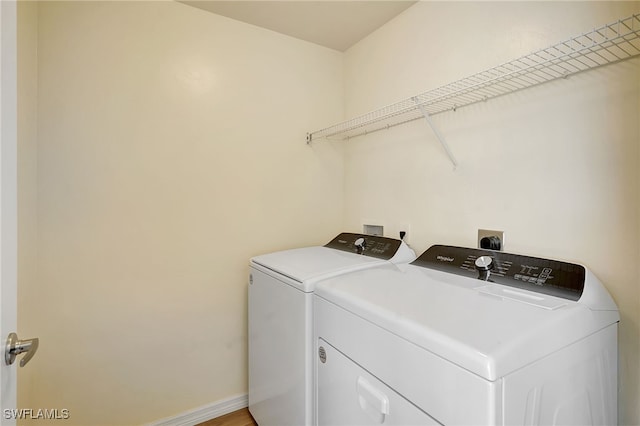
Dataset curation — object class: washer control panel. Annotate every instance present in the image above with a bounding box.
[411,245,585,301]
[325,233,402,260]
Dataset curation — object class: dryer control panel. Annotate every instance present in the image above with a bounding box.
[412,245,585,301]
[325,233,402,260]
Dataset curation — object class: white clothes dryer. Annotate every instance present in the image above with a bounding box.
[314,245,619,426]
[248,233,415,426]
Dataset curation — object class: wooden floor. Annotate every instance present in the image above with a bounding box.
[196,408,257,426]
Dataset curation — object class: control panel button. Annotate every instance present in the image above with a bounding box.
[354,237,366,255]
[475,255,494,271]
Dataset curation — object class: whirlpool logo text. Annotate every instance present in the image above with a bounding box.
[436,255,454,262]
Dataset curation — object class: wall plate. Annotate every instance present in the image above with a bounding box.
[363,224,384,237]
[477,229,504,251]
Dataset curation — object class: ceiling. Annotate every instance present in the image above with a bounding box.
[180,1,417,52]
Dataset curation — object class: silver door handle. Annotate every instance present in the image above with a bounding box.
[5,332,39,367]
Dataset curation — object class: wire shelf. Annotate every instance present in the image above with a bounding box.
[307,13,640,143]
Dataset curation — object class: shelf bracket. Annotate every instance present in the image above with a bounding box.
[413,97,458,169]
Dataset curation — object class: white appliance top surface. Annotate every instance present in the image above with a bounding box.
[315,263,619,381]
[251,246,385,289]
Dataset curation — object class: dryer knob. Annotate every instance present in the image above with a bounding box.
[354,237,366,254]
[475,255,494,271]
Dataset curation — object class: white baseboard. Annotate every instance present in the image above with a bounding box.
[148,394,248,426]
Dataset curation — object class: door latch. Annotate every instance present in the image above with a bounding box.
[5,332,39,367]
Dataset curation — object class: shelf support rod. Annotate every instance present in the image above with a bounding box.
[413,97,458,169]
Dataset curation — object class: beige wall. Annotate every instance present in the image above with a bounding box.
[18,1,640,425]
[343,1,640,424]
[21,1,343,424]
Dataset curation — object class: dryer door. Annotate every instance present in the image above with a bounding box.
[316,339,440,426]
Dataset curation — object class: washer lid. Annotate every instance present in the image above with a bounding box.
[251,233,415,292]
[315,260,619,381]
[252,246,384,286]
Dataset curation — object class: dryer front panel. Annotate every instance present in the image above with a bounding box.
[316,339,439,426]
[314,296,502,425]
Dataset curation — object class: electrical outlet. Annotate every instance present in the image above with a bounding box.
[398,223,411,243]
[477,229,504,251]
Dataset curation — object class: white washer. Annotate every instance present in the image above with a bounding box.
[248,233,415,426]
[314,245,619,425]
